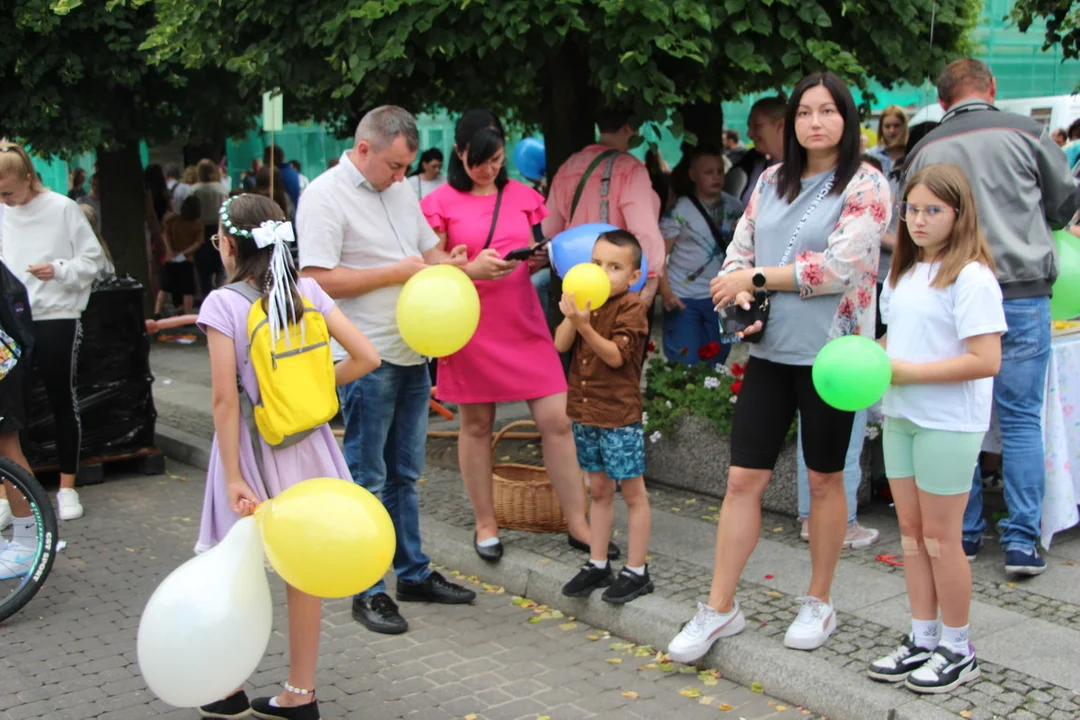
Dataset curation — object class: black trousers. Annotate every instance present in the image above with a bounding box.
[31,319,82,475]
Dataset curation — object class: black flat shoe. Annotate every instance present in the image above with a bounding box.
[199,690,251,718]
[567,532,621,560]
[351,592,408,634]
[250,696,320,720]
[474,532,503,562]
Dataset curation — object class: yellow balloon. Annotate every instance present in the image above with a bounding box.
[563,262,611,310]
[397,264,481,357]
[254,478,396,599]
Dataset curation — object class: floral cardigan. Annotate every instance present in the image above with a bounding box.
[719,162,890,340]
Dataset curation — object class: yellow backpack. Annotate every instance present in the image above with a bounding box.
[226,282,338,448]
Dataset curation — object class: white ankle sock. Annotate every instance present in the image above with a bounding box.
[911,618,940,650]
[940,624,970,655]
[589,558,608,570]
[12,517,36,546]
[624,565,645,576]
[476,536,500,548]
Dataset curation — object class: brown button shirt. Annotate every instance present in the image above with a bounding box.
[566,291,649,429]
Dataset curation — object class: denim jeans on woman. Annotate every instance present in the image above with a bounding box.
[796,409,868,523]
[963,297,1051,553]
[338,362,433,598]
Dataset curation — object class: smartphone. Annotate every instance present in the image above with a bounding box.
[717,303,759,344]
[504,237,550,262]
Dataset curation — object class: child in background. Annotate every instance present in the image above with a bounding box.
[196,194,380,720]
[156,195,203,317]
[77,204,115,280]
[867,164,1005,694]
[555,229,653,604]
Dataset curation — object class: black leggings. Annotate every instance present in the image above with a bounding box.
[32,319,82,475]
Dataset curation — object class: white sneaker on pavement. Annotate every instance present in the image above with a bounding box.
[0,499,11,530]
[56,488,84,521]
[784,596,836,650]
[0,539,34,580]
[844,522,880,549]
[667,601,746,663]
[799,519,810,542]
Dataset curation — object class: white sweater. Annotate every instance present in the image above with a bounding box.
[0,191,105,320]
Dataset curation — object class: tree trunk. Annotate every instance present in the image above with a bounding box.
[98,142,151,311]
[679,100,725,148]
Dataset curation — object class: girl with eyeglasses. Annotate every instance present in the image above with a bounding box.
[867,163,1005,694]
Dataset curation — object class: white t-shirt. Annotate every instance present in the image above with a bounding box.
[881,261,1007,432]
[297,152,440,366]
[407,174,446,201]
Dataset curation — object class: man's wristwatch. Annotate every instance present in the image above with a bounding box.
[752,269,767,290]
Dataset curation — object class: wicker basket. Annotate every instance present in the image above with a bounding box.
[492,420,577,532]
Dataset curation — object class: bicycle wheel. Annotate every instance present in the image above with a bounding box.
[0,456,59,623]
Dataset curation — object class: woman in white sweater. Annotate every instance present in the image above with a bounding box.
[0,140,105,521]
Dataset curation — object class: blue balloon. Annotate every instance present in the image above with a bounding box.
[550,223,648,293]
[513,138,546,181]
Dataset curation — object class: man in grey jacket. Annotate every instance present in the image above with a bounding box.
[904,58,1079,576]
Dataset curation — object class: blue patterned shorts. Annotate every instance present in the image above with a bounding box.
[571,422,646,482]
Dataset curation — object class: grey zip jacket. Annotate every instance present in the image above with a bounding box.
[903,98,1079,299]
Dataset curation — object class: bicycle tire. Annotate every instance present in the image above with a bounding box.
[0,456,59,623]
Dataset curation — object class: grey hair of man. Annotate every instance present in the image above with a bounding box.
[936,58,995,107]
[354,106,420,153]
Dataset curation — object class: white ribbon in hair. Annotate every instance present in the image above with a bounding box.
[251,220,295,249]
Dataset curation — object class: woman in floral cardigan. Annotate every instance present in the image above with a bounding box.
[666,72,890,663]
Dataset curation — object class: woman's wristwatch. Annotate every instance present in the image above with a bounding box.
[752,269,767,290]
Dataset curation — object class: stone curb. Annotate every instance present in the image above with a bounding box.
[154,425,958,720]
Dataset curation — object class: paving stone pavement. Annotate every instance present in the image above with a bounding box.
[0,463,808,720]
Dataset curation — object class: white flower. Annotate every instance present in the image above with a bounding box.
[649,431,663,444]
[714,363,732,376]
[665,400,673,409]
[642,412,649,428]
[865,424,881,440]
[729,395,738,404]
[704,376,721,389]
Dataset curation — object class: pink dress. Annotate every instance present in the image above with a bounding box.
[193,277,351,553]
[421,181,567,404]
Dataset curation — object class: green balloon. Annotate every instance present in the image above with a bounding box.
[812,335,892,412]
[1051,230,1080,322]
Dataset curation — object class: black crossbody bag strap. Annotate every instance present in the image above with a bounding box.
[483,187,504,249]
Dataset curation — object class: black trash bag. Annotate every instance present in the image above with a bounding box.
[25,276,157,467]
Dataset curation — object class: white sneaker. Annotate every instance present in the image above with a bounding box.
[56,488,84,521]
[784,596,836,650]
[799,519,810,542]
[844,522,881,549]
[0,539,34,580]
[667,601,746,663]
[0,498,11,530]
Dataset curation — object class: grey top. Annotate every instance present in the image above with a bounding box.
[660,193,744,299]
[751,171,846,365]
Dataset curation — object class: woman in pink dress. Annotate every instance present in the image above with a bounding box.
[422,110,617,563]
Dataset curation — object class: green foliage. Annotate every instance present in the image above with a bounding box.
[1011,0,1080,60]
[144,0,980,136]
[644,357,748,439]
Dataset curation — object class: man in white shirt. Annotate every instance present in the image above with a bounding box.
[298,106,475,636]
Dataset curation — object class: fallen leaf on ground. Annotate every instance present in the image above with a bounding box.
[679,687,702,698]
[707,505,719,511]
[671,507,682,512]
[765,590,783,598]
[639,663,658,670]
[538,717,551,720]
[772,527,783,532]
[1004,582,1017,588]
[959,712,972,719]
[500,455,511,461]
[528,616,543,624]
[418,477,428,484]
[776,706,788,712]
[684,498,697,504]
[586,634,601,641]
[718,704,733,712]
[606,658,622,664]
[559,622,578,631]
[610,642,635,651]
[703,678,719,687]
[465,715,477,720]
[1064,561,1076,566]
[657,662,676,672]
[634,646,654,657]
[699,696,714,705]
[750,681,764,693]
[679,666,697,674]
[539,558,551,564]
[622,691,639,699]
[550,610,565,619]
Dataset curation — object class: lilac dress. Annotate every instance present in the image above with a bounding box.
[194,277,351,553]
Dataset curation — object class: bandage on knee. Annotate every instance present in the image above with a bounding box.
[900,535,920,555]
[923,537,941,558]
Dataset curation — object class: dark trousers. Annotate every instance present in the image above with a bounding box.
[31,319,82,474]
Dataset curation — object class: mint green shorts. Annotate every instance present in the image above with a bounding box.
[882,417,984,496]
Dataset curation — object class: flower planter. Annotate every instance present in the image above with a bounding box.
[645,415,875,517]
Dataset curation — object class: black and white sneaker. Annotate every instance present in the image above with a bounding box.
[867,636,933,683]
[602,566,654,604]
[904,646,980,694]
[562,562,613,597]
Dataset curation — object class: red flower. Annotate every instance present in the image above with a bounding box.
[842,197,867,218]
[870,201,888,224]
[648,341,656,353]
[799,263,824,287]
[708,341,721,354]
[731,379,743,395]
[838,297,856,318]
[731,362,746,377]
[857,285,872,309]
[698,346,710,360]
[680,347,688,356]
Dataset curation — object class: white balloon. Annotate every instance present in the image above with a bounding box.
[137,516,273,708]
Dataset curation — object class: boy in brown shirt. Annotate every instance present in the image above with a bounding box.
[554,229,653,603]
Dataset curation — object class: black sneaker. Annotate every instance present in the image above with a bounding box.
[199,689,251,718]
[396,571,477,604]
[867,636,933,683]
[352,592,408,634]
[962,538,981,562]
[562,562,613,597]
[904,646,980,694]
[250,696,320,720]
[602,566,654,604]
[567,533,621,560]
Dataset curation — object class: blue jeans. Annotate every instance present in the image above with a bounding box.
[663,297,729,365]
[338,362,432,598]
[797,409,867,524]
[532,267,551,316]
[963,297,1051,552]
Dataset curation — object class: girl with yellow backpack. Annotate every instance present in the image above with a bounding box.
[195,194,380,720]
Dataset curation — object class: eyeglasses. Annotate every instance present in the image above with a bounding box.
[898,202,955,222]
